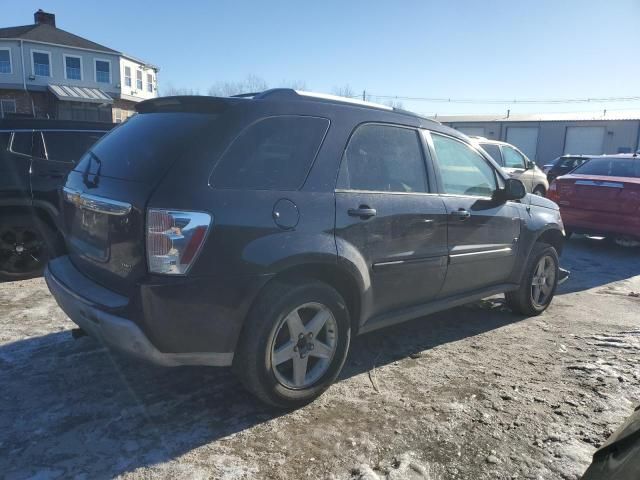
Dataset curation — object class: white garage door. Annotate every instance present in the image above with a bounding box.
[506,127,539,161]
[456,126,485,137]
[564,126,605,155]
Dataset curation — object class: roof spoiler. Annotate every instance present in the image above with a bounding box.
[136,96,231,114]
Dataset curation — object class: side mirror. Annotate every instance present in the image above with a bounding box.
[496,178,526,201]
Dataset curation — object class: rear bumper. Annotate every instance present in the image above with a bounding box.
[561,207,640,239]
[45,256,244,367]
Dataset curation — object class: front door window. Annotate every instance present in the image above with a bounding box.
[431,134,496,197]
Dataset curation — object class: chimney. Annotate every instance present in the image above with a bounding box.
[34,9,56,27]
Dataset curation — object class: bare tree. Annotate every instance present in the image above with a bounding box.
[208,74,269,97]
[160,83,200,96]
[331,84,355,98]
[382,98,404,109]
[279,79,307,90]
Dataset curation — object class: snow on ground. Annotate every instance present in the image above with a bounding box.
[1,235,639,479]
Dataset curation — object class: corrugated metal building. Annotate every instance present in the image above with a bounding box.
[432,110,640,165]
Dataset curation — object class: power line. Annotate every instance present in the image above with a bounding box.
[352,93,640,105]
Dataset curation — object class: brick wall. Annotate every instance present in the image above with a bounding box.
[0,90,32,116]
[0,89,57,118]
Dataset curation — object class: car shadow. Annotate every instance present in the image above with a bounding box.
[556,234,640,294]
[2,235,638,477]
[0,298,521,479]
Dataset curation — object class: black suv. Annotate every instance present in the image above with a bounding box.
[45,91,566,407]
[0,119,112,280]
[543,155,591,183]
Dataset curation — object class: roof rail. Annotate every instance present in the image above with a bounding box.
[251,88,394,111]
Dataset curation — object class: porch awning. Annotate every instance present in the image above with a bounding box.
[48,84,113,104]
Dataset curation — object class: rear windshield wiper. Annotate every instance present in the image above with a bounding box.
[82,151,102,189]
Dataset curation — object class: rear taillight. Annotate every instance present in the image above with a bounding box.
[146,209,212,275]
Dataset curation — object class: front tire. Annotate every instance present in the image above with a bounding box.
[233,279,351,409]
[506,242,559,316]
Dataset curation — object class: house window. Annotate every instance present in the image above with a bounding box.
[65,55,82,80]
[136,70,142,90]
[1,99,17,117]
[114,108,122,123]
[95,60,111,83]
[32,51,51,77]
[146,73,153,92]
[124,66,131,87]
[0,48,11,74]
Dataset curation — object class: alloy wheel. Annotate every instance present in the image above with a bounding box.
[531,255,556,307]
[0,226,46,277]
[270,302,338,389]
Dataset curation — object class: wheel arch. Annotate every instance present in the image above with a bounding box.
[533,183,547,195]
[247,261,364,337]
[536,227,564,256]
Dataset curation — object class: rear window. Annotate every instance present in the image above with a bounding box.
[572,158,640,178]
[210,115,329,190]
[75,113,214,182]
[559,157,588,169]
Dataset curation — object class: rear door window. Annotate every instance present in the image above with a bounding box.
[43,131,105,163]
[337,124,428,193]
[10,132,33,156]
[211,115,329,190]
[479,143,503,165]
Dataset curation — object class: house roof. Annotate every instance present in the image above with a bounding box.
[0,23,119,54]
[431,110,640,123]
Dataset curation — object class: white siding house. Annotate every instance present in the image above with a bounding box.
[0,10,158,122]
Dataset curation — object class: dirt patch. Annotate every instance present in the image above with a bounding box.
[1,235,639,479]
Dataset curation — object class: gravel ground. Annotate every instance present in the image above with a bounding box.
[1,235,639,480]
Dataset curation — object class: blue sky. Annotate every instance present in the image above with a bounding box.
[5,0,640,115]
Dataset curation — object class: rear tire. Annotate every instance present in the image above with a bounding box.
[233,279,351,409]
[0,215,54,281]
[506,242,559,316]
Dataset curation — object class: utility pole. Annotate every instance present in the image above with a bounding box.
[362,90,366,101]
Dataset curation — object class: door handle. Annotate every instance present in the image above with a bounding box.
[451,209,471,221]
[348,206,377,219]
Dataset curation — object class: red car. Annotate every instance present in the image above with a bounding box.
[547,154,640,242]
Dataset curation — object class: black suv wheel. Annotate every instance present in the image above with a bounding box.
[0,216,53,281]
[233,279,351,408]
[506,242,559,316]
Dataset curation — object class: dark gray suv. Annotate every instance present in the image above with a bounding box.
[45,90,566,407]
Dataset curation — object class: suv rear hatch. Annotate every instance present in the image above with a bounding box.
[62,100,223,295]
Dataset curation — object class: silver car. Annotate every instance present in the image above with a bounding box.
[471,137,549,196]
